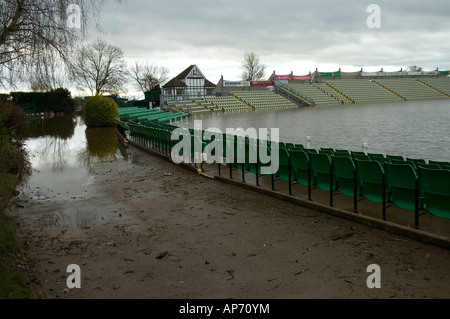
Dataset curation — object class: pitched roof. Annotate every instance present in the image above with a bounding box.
[163,64,216,88]
[175,65,195,79]
[163,77,187,88]
[204,79,216,87]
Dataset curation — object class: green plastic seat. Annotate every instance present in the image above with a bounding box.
[371,156,391,165]
[304,148,318,154]
[290,150,310,186]
[310,153,334,192]
[419,167,450,219]
[319,148,335,156]
[368,153,385,159]
[429,160,450,169]
[247,139,260,175]
[355,159,385,204]
[387,155,405,162]
[385,163,421,228]
[391,159,416,169]
[332,155,356,198]
[407,158,427,167]
[352,153,371,161]
[334,149,351,157]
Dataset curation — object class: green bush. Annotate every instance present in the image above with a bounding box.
[0,101,30,177]
[83,96,119,127]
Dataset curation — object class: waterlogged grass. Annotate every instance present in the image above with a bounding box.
[0,173,33,299]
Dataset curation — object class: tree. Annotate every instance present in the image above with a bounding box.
[241,52,266,81]
[0,0,114,88]
[407,65,423,72]
[130,61,169,94]
[29,52,69,92]
[70,40,128,96]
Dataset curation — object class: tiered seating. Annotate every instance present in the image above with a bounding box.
[118,106,188,123]
[176,101,211,115]
[286,83,342,105]
[417,78,450,97]
[325,80,401,104]
[313,83,350,104]
[192,99,221,112]
[232,91,298,110]
[374,79,446,100]
[205,96,250,112]
[117,119,450,230]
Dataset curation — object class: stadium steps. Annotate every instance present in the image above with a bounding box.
[322,82,355,104]
[274,84,314,106]
[416,80,450,98]
[371,81,406,101]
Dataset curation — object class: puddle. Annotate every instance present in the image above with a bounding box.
[16,115,132,226]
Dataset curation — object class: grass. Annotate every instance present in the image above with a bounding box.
[0,172,33,299]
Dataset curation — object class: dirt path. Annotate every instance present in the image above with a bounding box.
[8,144,450,299]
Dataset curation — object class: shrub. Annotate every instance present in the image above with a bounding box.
[83,96,119,128]
[0,101,30,177]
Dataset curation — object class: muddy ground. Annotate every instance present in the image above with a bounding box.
[8,143,450,299]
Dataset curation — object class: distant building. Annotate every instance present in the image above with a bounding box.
[161,65,216,105]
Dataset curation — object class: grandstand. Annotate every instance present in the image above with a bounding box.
[232,91,298,110]
[324,80,403,104]
[415,78,450,98]
[205,96,251,112]
[373,79,448,101]
[269,68,450,106]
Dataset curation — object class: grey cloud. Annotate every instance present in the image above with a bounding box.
[92,0,450,79]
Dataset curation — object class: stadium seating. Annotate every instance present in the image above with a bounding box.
[325,80,401,104]
[374,79,447,100]
[232,91,298,110]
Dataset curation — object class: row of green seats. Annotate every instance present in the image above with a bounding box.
[282,150,450,229]
[118,121,450,229]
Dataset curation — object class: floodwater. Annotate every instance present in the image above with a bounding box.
[17,115,131,227]
[15,100,450,236]
[179,99,450,162]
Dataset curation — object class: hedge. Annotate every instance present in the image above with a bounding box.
[10,88,75,114]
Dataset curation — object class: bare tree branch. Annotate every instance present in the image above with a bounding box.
[130,61,169,93]
[69,39,128,96]
[0,0,119,88]
[241,51,266,81]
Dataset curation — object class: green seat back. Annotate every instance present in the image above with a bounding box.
[290,150,310,186]
[385,163,419,211]
[310,153,334,191]
[332,155,356,197]
[355,159,385,203]
[419,167,450,219]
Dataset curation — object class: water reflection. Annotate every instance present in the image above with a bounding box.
[85,126,119,161]
[21,115,125,199]
[26,116,76,139]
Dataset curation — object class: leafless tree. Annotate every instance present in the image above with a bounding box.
[241,52,266,81]
[70,39,128,96]
[406,65,423,72]
[0,0,114,88]
[130,61,169,94]
[29,52,69,91]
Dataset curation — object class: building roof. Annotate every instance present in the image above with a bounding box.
[163,77,187,88]
[163,65,216,88]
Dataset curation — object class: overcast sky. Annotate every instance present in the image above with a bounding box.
[90,0,450,85]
